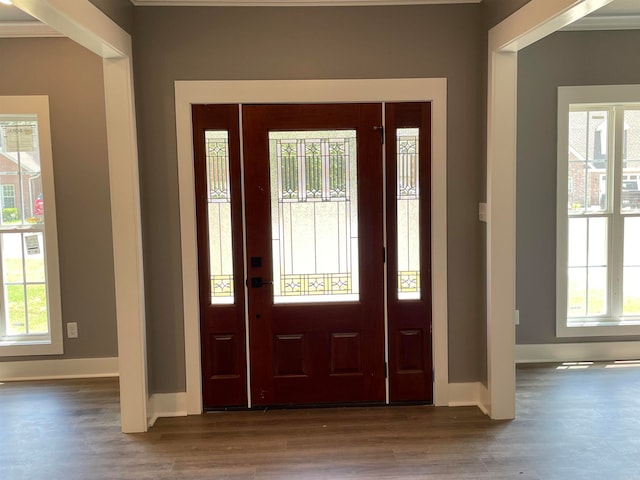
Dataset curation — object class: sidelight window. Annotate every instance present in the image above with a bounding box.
[396,128,421,300]
[205,130,234,304]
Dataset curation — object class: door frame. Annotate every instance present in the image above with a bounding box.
[176,79,448,413]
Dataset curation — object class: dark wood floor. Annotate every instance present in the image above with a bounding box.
[2,361,640,479]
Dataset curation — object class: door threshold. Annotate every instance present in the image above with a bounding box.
[205,401,433,413]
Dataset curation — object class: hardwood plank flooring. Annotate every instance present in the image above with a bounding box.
[1,361,640,479]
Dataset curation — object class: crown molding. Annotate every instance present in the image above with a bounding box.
[130,0,481,6]
[0,21,63,37]
[563,14,640,31]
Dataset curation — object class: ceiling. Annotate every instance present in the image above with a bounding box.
[0,0,639,32]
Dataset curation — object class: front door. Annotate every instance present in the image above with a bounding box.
[243,103,385,405]
[193,102,432,409]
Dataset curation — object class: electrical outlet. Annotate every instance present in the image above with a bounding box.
[66,322,78,339]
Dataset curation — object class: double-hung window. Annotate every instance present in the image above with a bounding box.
[0,96,62,355]
[557,86,640,336]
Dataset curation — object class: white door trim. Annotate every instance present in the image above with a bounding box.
[12,0,149,433]
[486,0,614,419]
[175,78,449,413]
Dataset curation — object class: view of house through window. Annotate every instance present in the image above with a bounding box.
[0,116,48,340]
[564,103,640,329]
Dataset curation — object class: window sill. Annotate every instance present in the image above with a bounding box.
[0,338,62,357]
[557,320,640,338]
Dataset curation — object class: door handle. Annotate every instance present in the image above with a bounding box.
[250,277,273,288]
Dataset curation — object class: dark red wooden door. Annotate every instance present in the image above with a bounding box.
[194,102,432,409]
[385,102,433,403]
[242,104,386,406]
[192,104,248,409]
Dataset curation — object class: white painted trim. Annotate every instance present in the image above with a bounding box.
[176,78,449,413]
[0,95,63,358]
[486,0,615,421]
[489,0,615,53]
[447,382,489,415]
[516,342,640,363]
[104,55,149,434]
[12,1,149,434]
[132,0,480,6]
[0,357,119,381]
[0,21,63,37]
[148,392,188,427]
[564,15,640,31]
[12,0,129,57]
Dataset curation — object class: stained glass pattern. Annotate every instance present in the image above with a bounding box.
[396,128,421,300]
[270,130,358,303]
[205,131,234,304]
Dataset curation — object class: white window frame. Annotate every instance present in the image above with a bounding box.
[0,96,63,356]
[557,85,640,337]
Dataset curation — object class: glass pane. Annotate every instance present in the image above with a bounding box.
[567,217,608,318]
[26,284,47,334]
[568,110,608,214]
[23,233,45,283]
[0,118,44,226]
[623,217,640,315]
[568,218,587,267]
[2,232,24,283]
[5,284,26,335]
[587,267,607,316]
[1,232,48,336]
[205,131,234,305]
[621,110,640,214]
[568,267,586,317]
[269,130,358,304]
[588,217,607,266]
[396,128,420,300]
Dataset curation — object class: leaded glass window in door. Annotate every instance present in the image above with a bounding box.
[205,130,234,304]
[269,130,359,304]
[396,128,421,300]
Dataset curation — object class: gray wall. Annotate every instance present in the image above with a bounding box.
[0,38,118,360]
[483,0,531,30]
[89,0,134,34]
[133,4,486,393]
[516,30,640,344]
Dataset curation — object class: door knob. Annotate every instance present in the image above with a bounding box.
[250,277,273,288]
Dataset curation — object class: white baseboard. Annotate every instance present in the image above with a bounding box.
[516,341,640,364]
[447,382,489,415]
[148,392,188,427]
[0,357,119,381]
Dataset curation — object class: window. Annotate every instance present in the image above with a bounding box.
[557,85,640,337]
[2,185,16,210]
[0,96,62,355]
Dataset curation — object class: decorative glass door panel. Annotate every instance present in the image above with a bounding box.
[205,130,235,304]
[269,131,359,303]
[396,128,421,300]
